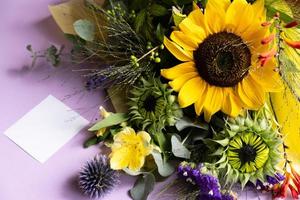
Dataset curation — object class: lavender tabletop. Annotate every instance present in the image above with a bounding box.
[0,0,272,199]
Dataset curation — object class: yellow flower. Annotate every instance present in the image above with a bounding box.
[161,0,282,121]
[110,127,152,171]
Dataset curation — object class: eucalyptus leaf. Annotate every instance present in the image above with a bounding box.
[88,113,128,131]
[171,135,191,159]
[175,116,209,131]
[151,150,175,177]
[73,19,95,41]
[130,173,155,200]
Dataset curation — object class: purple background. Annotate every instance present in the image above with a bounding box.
[0,0,271,199]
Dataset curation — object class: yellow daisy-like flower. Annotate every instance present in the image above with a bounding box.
[110,127,152,171]
[161,0,282,121]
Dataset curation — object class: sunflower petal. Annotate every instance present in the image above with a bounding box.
[164,37,193,61]
[250,63,283,92]
[178,77,205,108]
[170,31,198,51]
[222,89,243,117]
[179,17,206,43]
[169,72,199,92]
[205,0,227,33]
[237,76,265,109]
[203,86,224,121]
[161,62,196,80]
[225,0,248,32]
[195,84,208,115]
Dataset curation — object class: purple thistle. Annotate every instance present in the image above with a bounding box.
[79,155,120,198]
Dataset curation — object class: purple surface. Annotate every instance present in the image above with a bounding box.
[0,0,271,199]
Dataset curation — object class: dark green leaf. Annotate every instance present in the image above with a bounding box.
[155,24,165,42]
[88,113,128,131]
[84,136,99,148]
[130,173,155,200]
[171,134,191,159]
[175,116,209,131]
[175,0,193,5]
[73,19,95,42]
[151,150,175,177]
[149,4,168,17]
[134,9,147,33]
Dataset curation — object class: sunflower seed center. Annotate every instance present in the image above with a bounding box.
[194,32,251,87]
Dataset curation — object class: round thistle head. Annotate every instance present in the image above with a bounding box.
[128,77,182,130]
[208,107,283,188]
[79,155,120,198]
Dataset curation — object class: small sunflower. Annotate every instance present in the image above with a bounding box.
[208,107,282,188]
[161,0,282,121]
[128,77,182,130]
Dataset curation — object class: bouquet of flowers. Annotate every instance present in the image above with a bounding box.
[30,0,300,199]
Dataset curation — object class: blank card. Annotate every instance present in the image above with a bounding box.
[4,95,90,163]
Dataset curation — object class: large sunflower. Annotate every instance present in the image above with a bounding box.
[161,0,282,121]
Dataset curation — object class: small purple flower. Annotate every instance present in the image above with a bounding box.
[221,193,235,200]
[256,173,285,192]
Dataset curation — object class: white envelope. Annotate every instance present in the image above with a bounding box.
[4,95,90,163]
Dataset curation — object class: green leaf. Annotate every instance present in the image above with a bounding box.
[130,173,155,200]
[149,4,168,17]
[73,19,95,42]
[134,9,147,33]
[171,134,191,159]
[151,150,175,177]
[155,24,165,42]
[175,0,193,5]
[175,116,209,131]
[83,136,99,148]
[266,5,293,23]
[172,6,186,27]
[88,113,128,131]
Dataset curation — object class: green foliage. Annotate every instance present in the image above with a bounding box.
[130,172,155,200]
[175,116,209,131]
[26,44,64,68]
[73,19,95,42]
[151,150,175,177]
[88,113,128,131]
[171,134,191,159]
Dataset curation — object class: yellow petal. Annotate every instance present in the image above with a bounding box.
[237,76,265,109]
[225,0,248,33]
[170,31,198,51]
[194,83,208,115]
[205,0,227,33]
[203,86,224,121]
[169,72,199,92]
[178,77,205,108]
[179,17,206,43]
[137,131,151,144]
[222,88,243,117]
[188,9,206,32]
[164,37,193,61]
[250,64,283,92]
[110,148,131,170]
[252,0,266,21]
[161,62,196,80]
[128,153,145,171]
